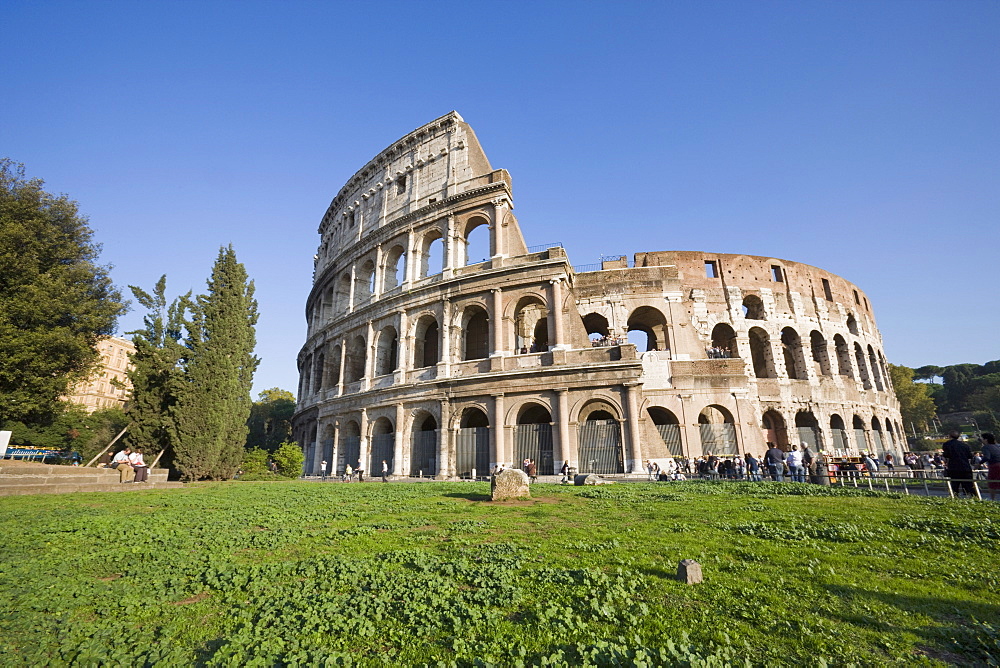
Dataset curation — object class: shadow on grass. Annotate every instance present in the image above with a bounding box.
[823,584,999,663]
[441,492,493,502]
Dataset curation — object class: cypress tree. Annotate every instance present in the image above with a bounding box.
[173,246,258,480]
[126,276,189,459]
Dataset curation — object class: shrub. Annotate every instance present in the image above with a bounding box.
[271,441,304,477]
[241,447,270,475]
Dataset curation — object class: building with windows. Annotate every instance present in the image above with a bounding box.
[293,112,903,476]
[64,336,135,412]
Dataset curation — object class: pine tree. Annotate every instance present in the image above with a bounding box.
[126,276,189,459]
[173,246,259,480]
[0,159,127,424]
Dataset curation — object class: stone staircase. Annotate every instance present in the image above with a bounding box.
[0,461,184,496]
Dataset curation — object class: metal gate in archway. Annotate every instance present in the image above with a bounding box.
[339,435,360,473]
[699,423,738,455]
[577,420,624,474]
[456,427,490,478]
[513,424,553,474]
[369,433,395,473]
[796,427,821,451]
[655,424,684,457]
[410,430,438,477]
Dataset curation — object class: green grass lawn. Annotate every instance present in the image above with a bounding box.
[0,481,997,666]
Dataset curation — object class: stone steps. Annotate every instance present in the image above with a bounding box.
[0,461,180,496]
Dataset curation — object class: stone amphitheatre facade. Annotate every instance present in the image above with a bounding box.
[293,112,903,477]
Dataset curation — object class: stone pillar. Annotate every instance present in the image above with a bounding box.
[492,394,505,468]
[549,277,568,350]
[492,198,508,258]
[310,420,321,475]
[403,229,415,288]
[438,399,451,479]
[394,403,405,477]
[337,341,347,395]
[439,299,451,374]
[372,243,383,299]
[363,321,374,391]
[348,264,357,312]
[490,288,504,356]
[624,383,643,473]
[358,408,369,473]
[443,214,455,276]
[555,388,571,473]
[395,310,409,384]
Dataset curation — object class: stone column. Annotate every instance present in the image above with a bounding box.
[363,321,374,391]
[438,399,451,479]
[358,408,369,473]
[395,310,409,384]
[492,394,505,468]
[439,299,451,375]
[310,420,321,475]
[337,341,347,395]
[443,214,456,277]
[394,403,405,477]
[490,288,504,356]
[624,383,643,473]
[372,243,383,299]
[549,277,568,350]
[348,263,357,312]
[555,388,571,474]
[403,229,415,288]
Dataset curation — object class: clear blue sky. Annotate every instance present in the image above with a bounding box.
[4,0,998,396]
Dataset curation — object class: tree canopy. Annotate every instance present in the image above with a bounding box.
[888,364,937,433]
[246,387,295,452]
[0,159,127,425]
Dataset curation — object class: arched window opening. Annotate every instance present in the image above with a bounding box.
[710,323,738,359]
[462,306,490,361]
[794,411,820,450]
[810,331,832,376]
[834,334,853,378]
[462,218,491,266]
[829,414,848,450]
[354,259,376,305]
[375,326,399,376]
[460,408,490,428]
[868,345,884,391]
[410,414,438,477]
[742,295,766,320]
[313,354,325,392]
[382,245,406,293]
[748,327,775,378]
[648,407,683,456]
[419,231,444,278]
[328,344,342,387]
[878,351,892,391]
[583,313,611,345]
[854,343,872,389]
[781,327,806,380]
[322,286,335,323]
[300,357,312,398]
[335,273,352,315]
[514,297,549,354]
[370,417,395,474]
[698,405,738,455]
[626,306,669,352]
[847,313,859,335]
[870,416,885,455]
[762,410,789,450]
[518,404,553,424]
[413,316,439,368]
[345,335,366,383]
[852,415,867,452]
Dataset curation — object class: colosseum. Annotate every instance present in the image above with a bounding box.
[293,112,904,477]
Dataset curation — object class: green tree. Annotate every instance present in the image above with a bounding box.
[889,364,937,433]
[126,276,189,460]
[3,404,127,462]
[272,441,304,477]
[173,246,259,480]
[246,387,296,452]
[0,159,127,425]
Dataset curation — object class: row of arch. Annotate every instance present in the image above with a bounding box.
[710,323,891,390]
[740,294,868,336]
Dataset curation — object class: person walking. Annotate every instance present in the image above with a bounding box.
[356,460,365,483]
[941,430,974,496]
[560,460,571,483]
[320,460,328,481]
[979,433,1000,502]
[381,459,389,483]
[343,463,353,483]
[786,444,805,483]
[526,459,537,483]
[765,443,785,482]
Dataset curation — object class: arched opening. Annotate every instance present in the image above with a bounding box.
[578,401,624,474]
[322,285,335,323]
[748,327,775,378]
[514,296,548,353]
[870,416,885,456]
[335,273,352,315]
[582,313,611,345]
[834,334,853,378]
[320,424,335,472]
[648,407,683,456]
[878,351,891,391]
[854,343,872,389]
[830,414,848,450]
[327,344,342,387]
[374,326,398,376]
[462,217,491,266]
[313,353,325,392]
[300,356,312,398]
[626,306,669,352]
[419,231,444,278]
[810,331,832,376]
[781,327,806,380]
[852,415,867,452]
[340,420,361,474]
[761,409,789,450]
[742,294,766,320]
[847,313,859,336]
[413,316,440,368]
[868,345,884,391]
[381,244,406,292]
[710,323,738,358]
[370,417,395,473]
[513,403,553,475]
[354,259,376,305]
[794,411,820,450]
[456,407,490,478]
[698,405,738,455]
[345,335,366,383]
[410,414,438,476]
[461,306,490,361]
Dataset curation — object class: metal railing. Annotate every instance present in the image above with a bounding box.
[526,242,563,254]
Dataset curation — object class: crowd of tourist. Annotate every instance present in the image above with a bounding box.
[706,345,734,359]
